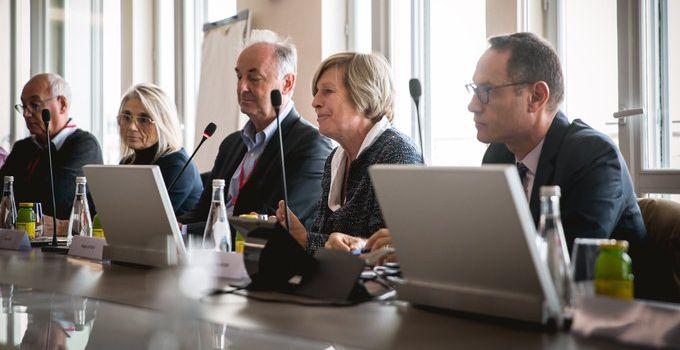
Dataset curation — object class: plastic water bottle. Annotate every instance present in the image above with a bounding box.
[537,186,573,313]
[203,179,231,252]
[67,177,92,245]
[0,176,17,229]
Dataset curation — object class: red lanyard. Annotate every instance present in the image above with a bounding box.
[231,157,261,208]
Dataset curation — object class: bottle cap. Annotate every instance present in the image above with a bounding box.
[540,185,561,197]
[212,179,226,187]
[76,176,87,184]
[4,176,13,182]
[600,239,629,251]
[18,202,33,207]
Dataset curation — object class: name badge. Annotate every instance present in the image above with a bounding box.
[68,236,106,260]
[0,229,31,251]
[191,251,250,282]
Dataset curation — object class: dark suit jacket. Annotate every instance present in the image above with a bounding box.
[0,129,103,220]
[482,112,647,256]
[179,107,333,235]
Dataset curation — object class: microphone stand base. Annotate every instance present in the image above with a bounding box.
[41,245,70,254]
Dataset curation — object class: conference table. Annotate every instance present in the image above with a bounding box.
[0,249,642,349]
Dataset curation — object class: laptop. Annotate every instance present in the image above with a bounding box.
[369,165,561,324]
[83,165,187,267]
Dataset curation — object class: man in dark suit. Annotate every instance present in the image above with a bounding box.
[470,32,646,253]
[0,73,103,221]
[470,33,658,296]
[179,30,332,235]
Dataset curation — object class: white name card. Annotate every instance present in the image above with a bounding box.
[191,250,250,282]
[0,229,31,251]
[68,236,106,260]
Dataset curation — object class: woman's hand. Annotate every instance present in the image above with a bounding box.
[276,200,308,248]
[364,228,397,265]
[324,232,365,252]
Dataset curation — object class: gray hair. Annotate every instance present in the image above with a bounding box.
[241,29,297,79]
[33,73,72,103]
[118,83,183,162]
[488,32,564,111]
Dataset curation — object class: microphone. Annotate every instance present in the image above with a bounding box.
[271,89,290,231]
[41,109,60,249]
[167,122,217,191]
[409,78,425,161]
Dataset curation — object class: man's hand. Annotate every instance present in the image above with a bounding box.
[324,232,365,252]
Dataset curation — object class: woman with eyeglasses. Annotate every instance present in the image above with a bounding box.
[117,83,202,216]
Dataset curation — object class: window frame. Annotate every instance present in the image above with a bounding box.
[617,0,680,195]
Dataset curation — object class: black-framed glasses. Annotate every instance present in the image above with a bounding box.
[117,114,155,128]
[465,81,534,104]
[14,96,57,116]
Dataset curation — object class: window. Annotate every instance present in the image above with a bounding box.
[616,0,680,195]
[646,0,680,169]
[366,0,489,165]
[368,1,629,166]
[0,0,11,151]
[562,0,619,144]
[101,0,122,164]
[43,0,122,164]
[426,0,487,165]
[1,1,30,151]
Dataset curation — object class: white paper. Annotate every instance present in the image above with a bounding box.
[190,250,250,282]
[68,236,106,260]
[0,229,31,251]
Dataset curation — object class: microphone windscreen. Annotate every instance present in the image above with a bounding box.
[270,90,282,108]
[204,122,217,138]
[42,109,51,123]
[409,78,422,99]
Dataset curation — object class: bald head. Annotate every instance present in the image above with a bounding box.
[20,73,72,142]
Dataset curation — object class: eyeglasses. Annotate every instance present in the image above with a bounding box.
[14,96,57,116]
[117,114,155,128]
[465,81,534,105]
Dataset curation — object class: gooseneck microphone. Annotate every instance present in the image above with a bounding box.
[271,90,290,231]
[167,122,217,192]
[409,78,424,161]
[42,109,59,248]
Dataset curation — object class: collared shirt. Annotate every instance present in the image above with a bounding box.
[327,116,391,211]
[515,139,544,200]
[225,100,294,215]
[31,119,78,151]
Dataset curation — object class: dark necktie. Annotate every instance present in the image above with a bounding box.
[516,162,529,196]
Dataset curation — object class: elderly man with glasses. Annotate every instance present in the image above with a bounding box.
[0,73,102,227]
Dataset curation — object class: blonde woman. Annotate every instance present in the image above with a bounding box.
[276,52,422,254]
[118,83,202,216]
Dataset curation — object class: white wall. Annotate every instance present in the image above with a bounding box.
[236,0,347,123]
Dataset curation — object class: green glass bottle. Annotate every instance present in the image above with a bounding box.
[594,240,633,299]
[16,202,36,240]
[92,214,105,239]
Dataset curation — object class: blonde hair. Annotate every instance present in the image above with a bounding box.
[118,83,183,162]
[312,52,394,122]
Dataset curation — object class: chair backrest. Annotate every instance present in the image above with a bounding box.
[637,198,680,302]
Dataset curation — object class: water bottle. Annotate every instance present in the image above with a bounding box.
[537,186,573,313]
[203,179,231,252]
[0,176,17,229]
[67,176,92,245]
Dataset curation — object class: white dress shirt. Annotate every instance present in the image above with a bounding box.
[515,139,544,200]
